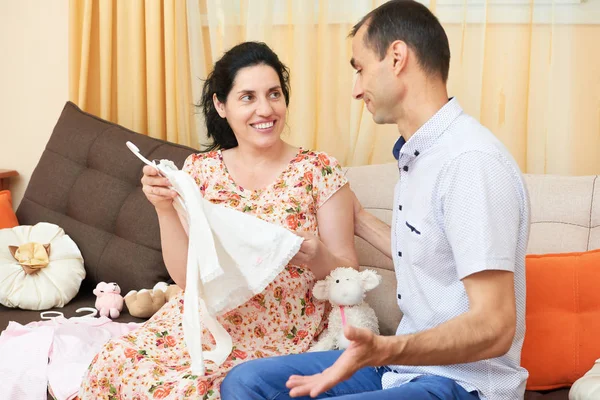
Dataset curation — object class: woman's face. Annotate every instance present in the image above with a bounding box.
[214,64,287,150]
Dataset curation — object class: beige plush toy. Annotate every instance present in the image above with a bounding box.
[309,267,381,352]
[124,282,182,318]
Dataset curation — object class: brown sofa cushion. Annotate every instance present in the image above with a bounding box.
[525,389,570,399]
[15,101,196,294]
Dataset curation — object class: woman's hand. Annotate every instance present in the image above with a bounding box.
[141,165,177,211]
[290,231,325,268]
[290,231,353,281]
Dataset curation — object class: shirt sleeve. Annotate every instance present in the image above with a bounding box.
[311,152,348,209]
[438,151,524,279]
[182,152,207,191]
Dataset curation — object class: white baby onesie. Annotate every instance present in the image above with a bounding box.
[156,159,303,375]
[0,314,141,400]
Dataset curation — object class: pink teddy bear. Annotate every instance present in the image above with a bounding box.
[93,282,124,319]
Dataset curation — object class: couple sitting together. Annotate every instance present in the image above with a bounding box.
[79,1,530,399]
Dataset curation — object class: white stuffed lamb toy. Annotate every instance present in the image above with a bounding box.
[310,267,381,352]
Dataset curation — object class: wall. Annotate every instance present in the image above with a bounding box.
[0,0,69,208]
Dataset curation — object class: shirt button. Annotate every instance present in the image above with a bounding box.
[414,150,420,156]
[397,293,402,300]
[399,205,402,211]
[403,166,409,172]
[398,251,402,257]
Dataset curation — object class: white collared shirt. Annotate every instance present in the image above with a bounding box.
[382,98,530,400]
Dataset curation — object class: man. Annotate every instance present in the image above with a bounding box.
[220,1,530,399]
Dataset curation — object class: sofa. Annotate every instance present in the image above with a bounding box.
[2,101,595,399]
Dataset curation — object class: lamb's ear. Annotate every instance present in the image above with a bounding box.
[360,270,382,292]
[312,279,330,301]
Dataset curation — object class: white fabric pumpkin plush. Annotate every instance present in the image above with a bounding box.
[0,222,85,310]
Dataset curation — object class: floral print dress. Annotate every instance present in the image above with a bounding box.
[78,148,347,400]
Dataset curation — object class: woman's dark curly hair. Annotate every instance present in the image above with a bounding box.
[200,41,291,152]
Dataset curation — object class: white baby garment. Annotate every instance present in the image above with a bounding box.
[155,158,303,375]
[569,358,600,400]
[0,312,141,400]
[0,323,54,400]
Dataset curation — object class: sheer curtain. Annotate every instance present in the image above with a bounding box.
[70,0,600,174]
[185,0,600,173]
[433,0,600,175]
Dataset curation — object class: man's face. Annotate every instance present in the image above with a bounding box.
[350,25,398,124]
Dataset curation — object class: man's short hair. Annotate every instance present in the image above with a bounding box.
[350,0,451,82]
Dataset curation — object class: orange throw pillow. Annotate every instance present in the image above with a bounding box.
[0,190,18,229]
[522,249,600,390]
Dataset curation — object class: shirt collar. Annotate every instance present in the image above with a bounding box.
[392,97,463,160]
[392,136,406,160]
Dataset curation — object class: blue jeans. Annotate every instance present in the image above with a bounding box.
[221,351,481,399]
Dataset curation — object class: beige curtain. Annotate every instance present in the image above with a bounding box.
[70,0,600,175]
[186,0,600,174]
[69,0,198,148]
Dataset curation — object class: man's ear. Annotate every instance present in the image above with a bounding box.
[213,93,227,118]
[312,279,330,301]
[389,40,408,76]
[360,269,382,292]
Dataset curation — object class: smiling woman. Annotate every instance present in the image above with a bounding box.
[200,42,291,153]
[213,66,288,154]
[78,41,359,400]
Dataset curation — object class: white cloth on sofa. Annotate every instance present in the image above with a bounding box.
[0,312,140,400]
[569,358,600,400]
[157,160,303,375]
[0,324,53,400]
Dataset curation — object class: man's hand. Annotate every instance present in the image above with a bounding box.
[286,326,391,398]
